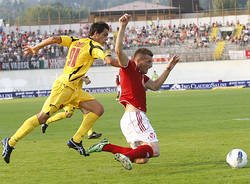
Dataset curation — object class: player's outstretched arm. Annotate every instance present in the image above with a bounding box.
[23,36,62,56]
[104,55,120,67]
[115,14,131,67]
[145,55,180,91]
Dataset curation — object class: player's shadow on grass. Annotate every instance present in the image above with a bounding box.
[165,160,225,175]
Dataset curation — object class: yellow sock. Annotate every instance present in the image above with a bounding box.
[73,112,99,143]
[46,112,66,125]
[87,128,93,136]
[9,115,40,147]
[83,114,94,137]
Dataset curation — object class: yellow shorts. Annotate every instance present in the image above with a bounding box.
[42,79,95,116]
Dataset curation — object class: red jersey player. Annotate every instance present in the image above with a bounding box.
[88,14,180,170]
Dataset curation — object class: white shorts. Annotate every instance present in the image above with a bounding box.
[120,110,158,147]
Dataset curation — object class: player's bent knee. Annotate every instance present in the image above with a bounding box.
[93,105,104,116]
[99,108,104,116]
[37,112,50,124]
[79,100,104,116]
[87,106,104,116]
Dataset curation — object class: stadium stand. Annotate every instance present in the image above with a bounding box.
[0,21,249,70]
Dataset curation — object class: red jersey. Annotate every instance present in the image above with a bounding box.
[119,60,150,112]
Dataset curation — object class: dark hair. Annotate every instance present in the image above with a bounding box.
[89,22,109,36]
[134,48,153,58]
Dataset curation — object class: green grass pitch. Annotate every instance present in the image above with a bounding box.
[0,88,250,184]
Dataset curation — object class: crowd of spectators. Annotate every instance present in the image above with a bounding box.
[117,21,250,50]
[0,21,249,69]
[0,29,71,63]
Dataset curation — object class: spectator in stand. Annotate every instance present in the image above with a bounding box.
[8,51,17,62]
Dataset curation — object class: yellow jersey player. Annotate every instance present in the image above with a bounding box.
[41,76,102,139]
[2,21,119,163]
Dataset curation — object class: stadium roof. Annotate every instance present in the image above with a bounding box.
[92,1,177,13]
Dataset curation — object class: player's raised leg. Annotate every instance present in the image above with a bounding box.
[88,139,154,170]
[88,138,134,154]
[46,112,67,125]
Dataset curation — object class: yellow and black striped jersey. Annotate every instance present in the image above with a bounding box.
[58,36,106,90]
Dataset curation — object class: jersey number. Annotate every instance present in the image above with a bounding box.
[67,48,80,67]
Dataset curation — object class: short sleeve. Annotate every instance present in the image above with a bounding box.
[92,47,106,60]
[60,36,79,48]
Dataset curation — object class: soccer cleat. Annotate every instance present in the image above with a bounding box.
[88,138,109,154]
[88,131,102,139]
[2,137,14,164]
[114,153,133,170]
[67,138,89,156]
[41,123,48,134]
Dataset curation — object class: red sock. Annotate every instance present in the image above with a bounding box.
[124,145,154,162]
[102,144,132,154]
